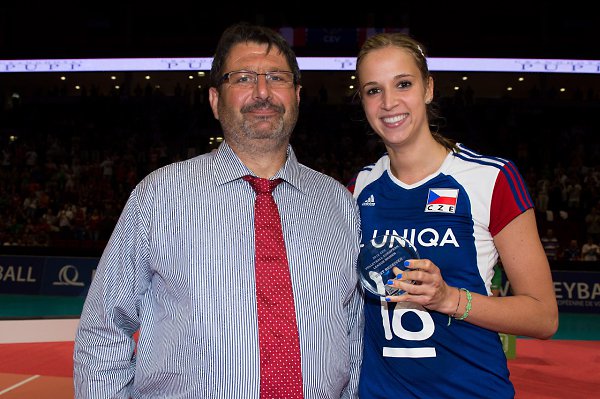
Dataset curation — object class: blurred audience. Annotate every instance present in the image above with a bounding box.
[541,228,561,261]
[562,239,581,261]
[1,78,599,261]
[581,236,600,261]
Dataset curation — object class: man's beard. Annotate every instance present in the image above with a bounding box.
[219,99,298,150]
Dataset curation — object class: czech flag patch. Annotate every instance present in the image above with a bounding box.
[425,188,459,213]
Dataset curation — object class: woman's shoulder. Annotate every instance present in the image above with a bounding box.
[452,143,518,171]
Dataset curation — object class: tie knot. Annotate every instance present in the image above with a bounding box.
[243,175,282,194]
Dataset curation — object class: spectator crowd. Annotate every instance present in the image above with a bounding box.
[1,76,600,263]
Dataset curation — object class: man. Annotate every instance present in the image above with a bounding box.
[73,23,363,398]
[541,228,560,260]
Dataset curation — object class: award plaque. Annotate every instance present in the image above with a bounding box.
[358,233,420,296]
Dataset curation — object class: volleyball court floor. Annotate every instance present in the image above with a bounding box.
[1,295,599,398]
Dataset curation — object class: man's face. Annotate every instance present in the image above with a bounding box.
[208,42,301,152]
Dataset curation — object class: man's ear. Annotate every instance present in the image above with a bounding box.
[208,87,220,120]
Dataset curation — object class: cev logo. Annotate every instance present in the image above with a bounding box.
[52,264,84,286]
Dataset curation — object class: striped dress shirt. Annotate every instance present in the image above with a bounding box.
[73,141,364,398]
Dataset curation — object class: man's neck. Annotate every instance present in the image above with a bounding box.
[228,140,288,179]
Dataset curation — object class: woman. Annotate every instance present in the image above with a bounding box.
[348,32,558,398]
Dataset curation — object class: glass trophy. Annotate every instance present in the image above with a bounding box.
[358,233,419,296]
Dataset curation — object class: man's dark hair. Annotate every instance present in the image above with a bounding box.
[209,22,301,88]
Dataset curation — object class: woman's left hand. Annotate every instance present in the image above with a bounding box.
[385,259,457,315]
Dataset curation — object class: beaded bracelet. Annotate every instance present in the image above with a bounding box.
[456,288,472,321]
[447,287,461,326]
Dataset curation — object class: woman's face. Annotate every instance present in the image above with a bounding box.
[358,46,433,148]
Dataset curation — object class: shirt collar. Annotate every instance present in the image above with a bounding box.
[211,141,306,193]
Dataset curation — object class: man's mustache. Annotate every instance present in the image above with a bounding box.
[241,100,284,114]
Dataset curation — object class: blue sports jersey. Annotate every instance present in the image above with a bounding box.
[350,143,533,398]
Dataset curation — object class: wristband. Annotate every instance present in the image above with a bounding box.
[447,287,461,326]
[456,288,472,321]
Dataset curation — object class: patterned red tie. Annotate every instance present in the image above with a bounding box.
[243,175,303,399]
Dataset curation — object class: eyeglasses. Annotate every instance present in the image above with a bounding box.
[219,70,295,88]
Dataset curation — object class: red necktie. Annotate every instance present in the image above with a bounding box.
[244,175,303,399]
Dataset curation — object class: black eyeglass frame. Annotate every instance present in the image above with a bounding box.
[218,70,297,87]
